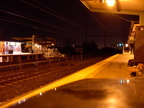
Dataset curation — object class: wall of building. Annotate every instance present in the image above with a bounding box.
[0,41,22,54]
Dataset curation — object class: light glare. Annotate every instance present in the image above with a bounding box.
[125,44,129,47]
[106,0,115,6]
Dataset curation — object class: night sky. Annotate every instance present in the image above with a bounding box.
[0,0,139,48]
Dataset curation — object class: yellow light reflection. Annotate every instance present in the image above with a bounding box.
[106,0,115,6]
[107,97,118,108]
[119,79,130,84]
[108,98,117,103]
[17,98,27,105]
[126,79,130,83]
[39,92,43,96]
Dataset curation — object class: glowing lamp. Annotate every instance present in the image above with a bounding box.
[125,44,129,47]
[35,44,38,46]
[106,0,116,6]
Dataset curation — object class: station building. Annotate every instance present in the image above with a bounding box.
[0,39,22,55]
[11,35,56,53]
[0,35,56,62]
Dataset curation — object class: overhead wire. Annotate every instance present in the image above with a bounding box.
[20,0,92,33]
[0,17,76,39]
[111,13,132,22]
[0,8,79,35]
[0,4,82,37]
[107,6,132,23]
[0,16,65,35]
[33,0,92,33]
[106,3,132,23]
[76,0,112,35]
[77,0,132,35]
[106,1,132,41]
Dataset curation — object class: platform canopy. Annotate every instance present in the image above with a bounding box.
[80,0,144,24]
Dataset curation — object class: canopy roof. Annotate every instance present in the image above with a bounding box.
[80,0,144,15]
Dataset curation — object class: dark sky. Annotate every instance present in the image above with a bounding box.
[0,0,139,48]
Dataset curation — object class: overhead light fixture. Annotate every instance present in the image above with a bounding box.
[95,0,105,3]
[99,0,105,3]
[95,0,116,6]
[106,0,116,6]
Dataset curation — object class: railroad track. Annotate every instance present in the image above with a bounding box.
[0,57,105,86]
[0,62,66,85]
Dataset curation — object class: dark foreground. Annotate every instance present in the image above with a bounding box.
[5,78,144,108]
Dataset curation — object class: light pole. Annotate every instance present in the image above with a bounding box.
[32,35,35,53]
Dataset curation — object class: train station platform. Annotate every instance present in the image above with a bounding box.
[0,54,134,108]
[49,54,134,86]
[87,54,134,78]
[0,53,44,62]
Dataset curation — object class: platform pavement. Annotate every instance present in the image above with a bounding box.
[0,54,134,108]
[87,54,134,78]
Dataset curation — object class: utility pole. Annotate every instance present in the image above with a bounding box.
[124,19,126,44]
[32,35,35,53]
[85,12,88,44]
[104,22,107,47]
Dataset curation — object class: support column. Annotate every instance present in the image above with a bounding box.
[27,55,30,61]
[9,56,14,62]
[2,56,7,62]
[17,56,21,62]
[35,55,38,60]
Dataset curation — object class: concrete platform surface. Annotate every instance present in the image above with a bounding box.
[0,54,134,108]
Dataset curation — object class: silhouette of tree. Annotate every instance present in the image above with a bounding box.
[82,41,98,55]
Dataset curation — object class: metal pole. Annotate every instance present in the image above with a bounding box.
[104,22,107,47]
[85,12,88,44]
[19,56,22,72]
[58,56,60,63]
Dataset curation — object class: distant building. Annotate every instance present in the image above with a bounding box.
[0,38,22,54]
[11,35,56,53]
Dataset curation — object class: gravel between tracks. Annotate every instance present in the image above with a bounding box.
[0,56,107,103]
